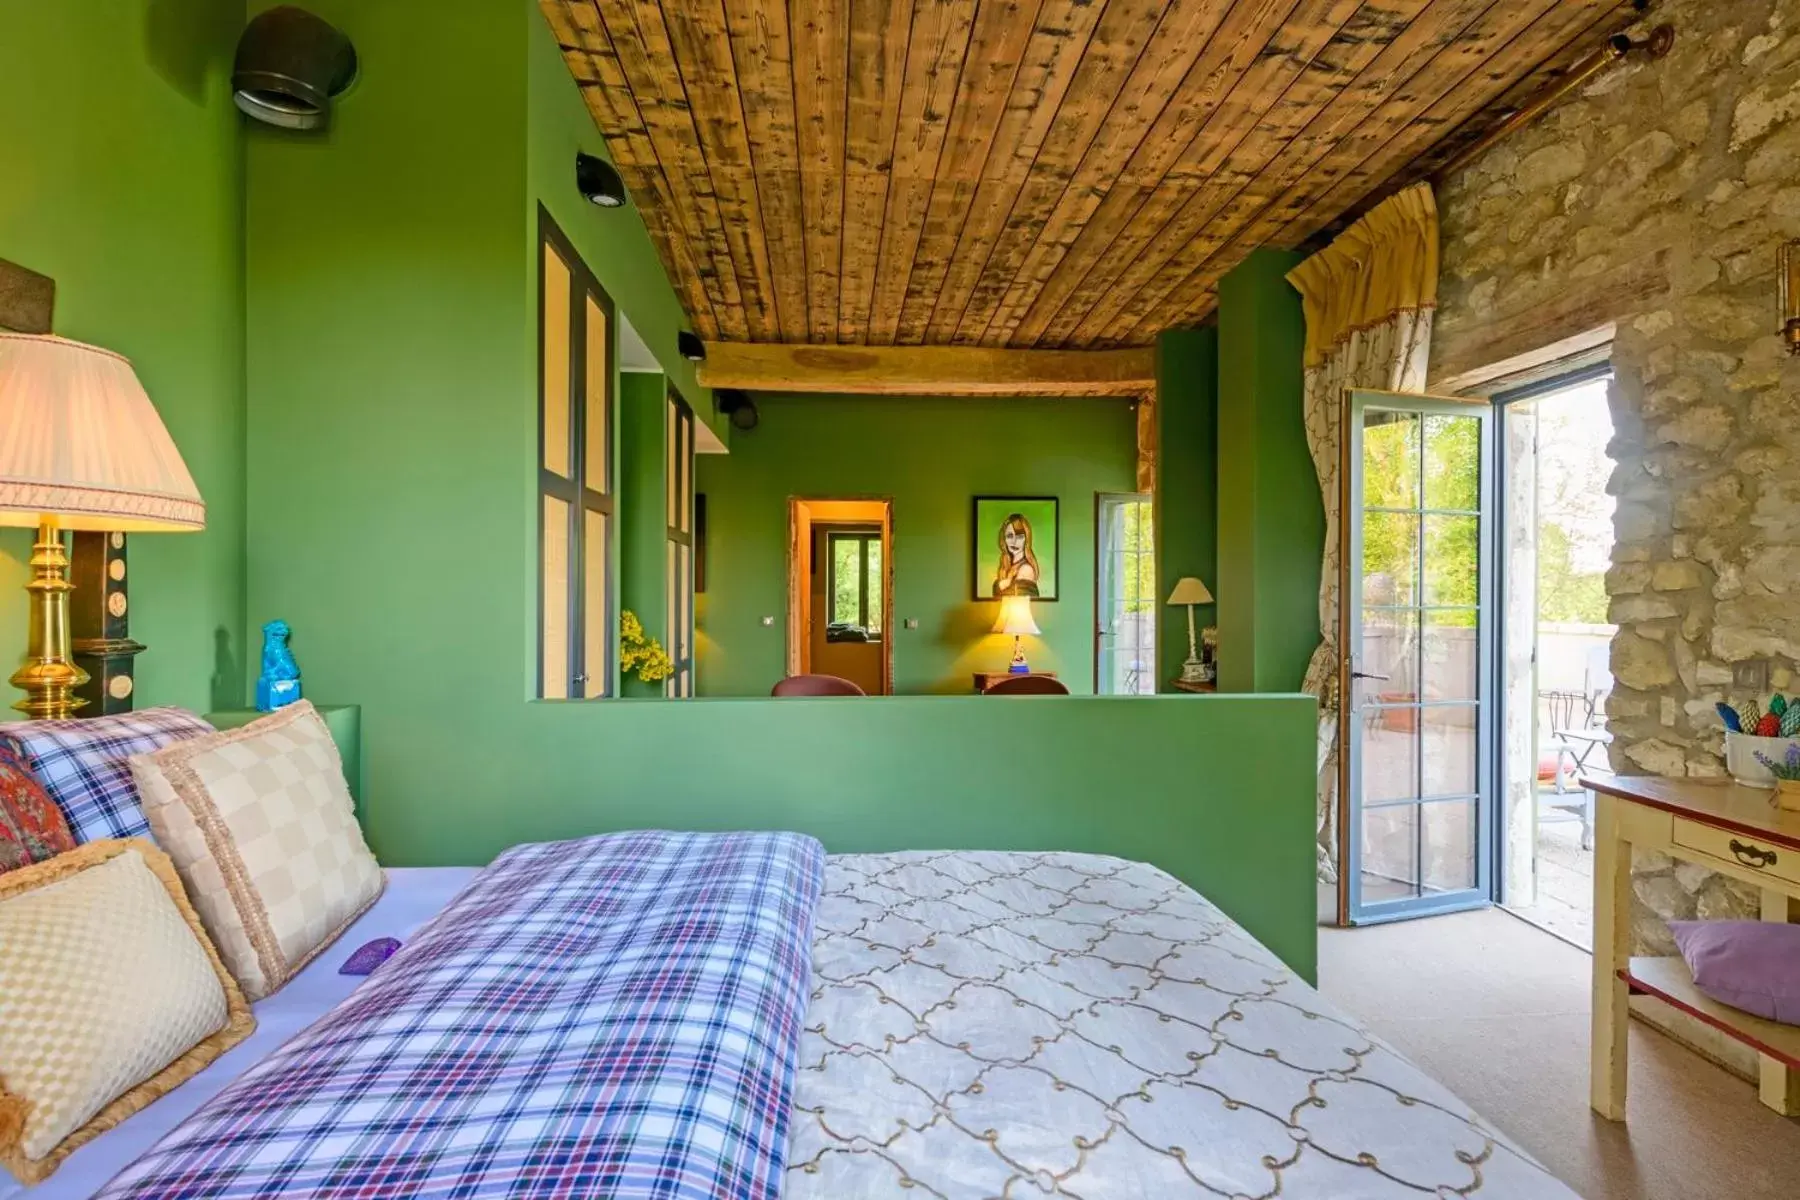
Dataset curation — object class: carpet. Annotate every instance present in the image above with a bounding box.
[1319,907,1800,1200]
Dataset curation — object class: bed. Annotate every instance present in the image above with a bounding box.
[10,834,1580,1199]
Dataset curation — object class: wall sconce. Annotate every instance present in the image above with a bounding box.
[1781,240,1800,356]
[575,153,627,208]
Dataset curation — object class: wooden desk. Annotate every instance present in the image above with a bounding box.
[972,671,1056,693]
[1586,774,1800,1121]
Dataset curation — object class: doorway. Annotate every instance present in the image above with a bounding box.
[787,499,892,694]
[1095,493,1155,695]
[1338,389,1494,924]
[1496,369,1616,949]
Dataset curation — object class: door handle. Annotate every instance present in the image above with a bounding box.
[1351,670,1390,681]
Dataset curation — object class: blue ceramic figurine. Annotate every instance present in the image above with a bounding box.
[256,619,303,712]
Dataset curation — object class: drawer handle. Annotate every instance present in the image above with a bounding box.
[1730,839,1778,870]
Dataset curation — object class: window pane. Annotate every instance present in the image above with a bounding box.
[680,413,693,533]
[1423,609,1478,702]
[1361,712,1420,804]
[1363,410,1419,510]
[831,536,860,626]
[584,294,608,492]
[582,509,608,698]
[1424,414,1480,512]
[542,245,571,478]
[1422,706,1478,798]
[865,537,883,634]
[1362,512,1418,607]
[1424,515,1479,608]
[678,543,692,658]
[1422,799,1477,893]
[665,398,678,526]
[541,495,570,699]
[1358,607,1418,708]
[1361,804,1418,903]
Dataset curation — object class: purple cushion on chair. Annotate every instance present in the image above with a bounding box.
[1669,920,1800,1025]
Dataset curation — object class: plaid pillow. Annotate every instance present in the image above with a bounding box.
[0,750,75,874]
[0,708,213,844]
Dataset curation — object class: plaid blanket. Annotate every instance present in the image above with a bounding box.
[97,830,825,1199]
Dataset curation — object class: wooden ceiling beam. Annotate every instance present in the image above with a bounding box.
[695,342,1154,396]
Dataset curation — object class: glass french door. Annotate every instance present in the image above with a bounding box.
[1095,494,1155,695]
[1340,390,1494,923]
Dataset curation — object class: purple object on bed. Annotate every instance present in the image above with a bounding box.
[95,830,826,1200]
[1669,920,1800,1024]
[339,935,401,975]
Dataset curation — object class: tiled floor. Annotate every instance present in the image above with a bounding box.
[1506,803,1596,949]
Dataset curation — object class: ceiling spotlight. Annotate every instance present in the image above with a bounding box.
[717,389,758,432]
[678,332,706,362]
[575,152,627,208]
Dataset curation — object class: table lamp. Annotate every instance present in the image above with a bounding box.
[0,334,206,717]
[1166,576,1213,684]
[994,595,1039,675]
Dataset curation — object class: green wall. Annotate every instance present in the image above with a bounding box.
[382,693,1320,982]
[1217,249,1321,694]
[696,394,1138,696]
[0,0,247,713]
[1156,327,1219,690]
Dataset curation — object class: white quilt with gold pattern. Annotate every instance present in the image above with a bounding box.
[786,852,1579,1199]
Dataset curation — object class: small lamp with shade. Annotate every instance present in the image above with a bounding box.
[993,595,1039,675]
[0,333,206,718]
[1166,576,1214,685]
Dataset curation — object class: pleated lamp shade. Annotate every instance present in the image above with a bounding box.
[0,334,205,532]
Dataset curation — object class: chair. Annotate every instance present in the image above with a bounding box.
[771,673,866,697]
[983,673,1070,695]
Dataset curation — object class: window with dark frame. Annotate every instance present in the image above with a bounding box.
[827,531,883,636]
[537,211,615,700]
[665,388,696,698]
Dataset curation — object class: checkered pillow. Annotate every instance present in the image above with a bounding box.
[127,700,382,1000]
[0,709,214,844]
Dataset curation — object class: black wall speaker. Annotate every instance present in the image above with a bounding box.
[233,7,358,131]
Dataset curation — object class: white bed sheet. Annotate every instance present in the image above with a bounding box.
[4,866,480,1200]
[786,852,1583,1199]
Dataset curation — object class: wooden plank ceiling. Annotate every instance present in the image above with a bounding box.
[541,0,1641,350]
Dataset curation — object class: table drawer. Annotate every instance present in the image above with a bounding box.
[1671,817,1800,887]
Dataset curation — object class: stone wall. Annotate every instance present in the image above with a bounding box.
[1434,0,1800,969]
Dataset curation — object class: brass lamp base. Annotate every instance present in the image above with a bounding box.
[10,517,88,718]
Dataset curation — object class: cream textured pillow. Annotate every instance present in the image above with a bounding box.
[0,839,253,1183]
[129,700,384,1000]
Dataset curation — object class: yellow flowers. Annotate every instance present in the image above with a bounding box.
[620,610,674,684]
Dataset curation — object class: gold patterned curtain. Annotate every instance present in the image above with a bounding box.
[1285,182,1440,882]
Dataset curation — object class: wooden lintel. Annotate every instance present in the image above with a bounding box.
[696,342,1155,397]
[0,257,55,334]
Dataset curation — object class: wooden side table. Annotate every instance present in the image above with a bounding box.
[1585,774,1800,1121]
[973,671,1056,693]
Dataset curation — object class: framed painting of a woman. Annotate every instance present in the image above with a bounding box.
[972,497,1058,601]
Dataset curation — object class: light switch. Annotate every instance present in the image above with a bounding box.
[905,618,919,630]
[761,616,774,627]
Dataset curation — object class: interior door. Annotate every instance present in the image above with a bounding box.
[1339,389,1494,924]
